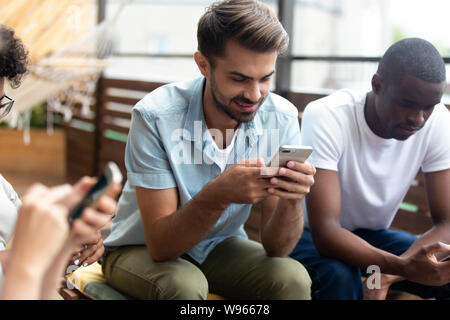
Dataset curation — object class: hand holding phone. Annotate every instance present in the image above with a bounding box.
[268,145,313,167]
[262,145,315,199]
[68,162,123,226]
[261,145,313,176]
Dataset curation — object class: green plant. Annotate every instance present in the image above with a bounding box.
[29,103,47,128]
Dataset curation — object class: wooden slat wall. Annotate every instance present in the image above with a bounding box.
[95,78,166,180]
[66,78,438,239]
[390,171,432,234]
[65,102,96,184]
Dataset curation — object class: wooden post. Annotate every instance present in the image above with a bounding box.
[275,0,294,98]
[94,0,106,175]
[97,0,106,23]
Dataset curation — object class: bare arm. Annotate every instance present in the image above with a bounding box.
[259,161,315,257]
[137,163,274,262]
[137,185,226,262]
[260,196,303,257]
[1,179,119,300]
[401,169,450,258]
[309,169,450,287]
[382,169,450,286]
[0,250,8,269]
[307,169,406,275]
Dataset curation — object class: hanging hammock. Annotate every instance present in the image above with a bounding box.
[0,0,129,142]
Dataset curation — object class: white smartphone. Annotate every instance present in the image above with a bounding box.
[267,145,313,168]
[68,161,123,225]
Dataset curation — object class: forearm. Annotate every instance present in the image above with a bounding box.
[262,199,304,257]
[364,220,450,291]
[1,261,45,299]
[314,225,406,276]
[0,249,9,269]
[401,220,450,259]
[145,181,229,261]
[382,221,450,285]
[40,244,74,300]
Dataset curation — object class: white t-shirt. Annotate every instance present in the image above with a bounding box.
[0,174,21,294]
[206,128,238,172]
[301,89,450,231]
[0,174,20,250]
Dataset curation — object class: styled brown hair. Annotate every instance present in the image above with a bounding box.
[197,0,289,64]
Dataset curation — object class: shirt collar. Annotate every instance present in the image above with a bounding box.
[182,77,264,147]
[182,77,207,142]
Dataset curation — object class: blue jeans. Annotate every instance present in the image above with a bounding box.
[290,228,450,300]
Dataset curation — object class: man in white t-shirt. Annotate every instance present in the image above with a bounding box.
[290,38,450,300]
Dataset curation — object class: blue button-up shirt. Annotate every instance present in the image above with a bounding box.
[104,77,301,264]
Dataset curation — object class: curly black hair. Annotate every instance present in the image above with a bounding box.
[378,38,446,86]
[0,24,29,88]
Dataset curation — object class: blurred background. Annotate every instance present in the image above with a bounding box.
[103,0,450,93]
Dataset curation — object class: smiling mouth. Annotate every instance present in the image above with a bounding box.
[233,100,258,112]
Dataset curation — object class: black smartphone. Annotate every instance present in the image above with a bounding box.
[68,161,123,225]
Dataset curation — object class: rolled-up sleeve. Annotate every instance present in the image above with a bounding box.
[125,105,177,189]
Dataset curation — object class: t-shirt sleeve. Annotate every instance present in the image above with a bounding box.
[422,105,450,173]
[0,175,21,209]
[300,101,343,171]
[125,105,177,189]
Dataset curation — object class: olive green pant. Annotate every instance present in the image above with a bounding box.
[102,237,311,300]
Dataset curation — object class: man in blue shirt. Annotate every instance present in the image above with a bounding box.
[103,0,315,300]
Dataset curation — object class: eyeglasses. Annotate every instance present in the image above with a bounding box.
[0,94,14,119]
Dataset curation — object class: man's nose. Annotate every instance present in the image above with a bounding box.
[407,110,425,127]
[243,82,262,103]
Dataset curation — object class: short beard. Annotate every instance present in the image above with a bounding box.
[210,76,264,123]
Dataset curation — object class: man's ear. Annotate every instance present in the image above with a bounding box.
[194,51,210,77]
[371,73,383,94]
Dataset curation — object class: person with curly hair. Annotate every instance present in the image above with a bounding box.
[0,26,30,283]
[0,24,28,89]
[0,24,121,299]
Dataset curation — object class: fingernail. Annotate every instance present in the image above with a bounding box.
[83,263,88,267]
[287,161,294,168]
[271,178,278,185]
[268,188,275,193]
[74,259,80,265]
[279,168,286,174]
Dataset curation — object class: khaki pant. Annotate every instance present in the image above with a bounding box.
[102,237,311,300]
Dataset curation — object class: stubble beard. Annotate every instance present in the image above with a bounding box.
[210,77,265,124]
